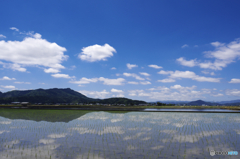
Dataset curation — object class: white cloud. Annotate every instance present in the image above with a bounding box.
[157,78,176,83]
[128,90,144,96]
[78,44,116,62]
[44,68,60,73]
[111,67,116,70]
[128,85,206,101]
[211,93,223,97]
[1,85,16,89]
[51,74,72,79]
[148,64,162,69]
[226,89,240,96]
[170,85,183,89]
[14,81,31,84]
[181,44,189,48]
[70,77,125,86]
[157,70,174,75]
[201,71,215,76]
[229,78,240,83]
[178,39,240,70]
[140,81,151,85]
[176,57,197,67]
[79,89,110,98]
[128,81,139,85]
[126,63,138,69]
[0,62,27,72]
[0,32,68,72]
[10,27,19,31]
[99,77,125,85]
[123,73,144,80]
[0,76,16,80]
[139,72,150,76]
[111,88,123,93]
[0,34,6,38]
[70,77,98,85]
[161,70,221,82]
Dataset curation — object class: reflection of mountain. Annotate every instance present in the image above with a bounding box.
[0,109,91,122]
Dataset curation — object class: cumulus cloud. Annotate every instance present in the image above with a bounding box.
[44,68,60,73]
[51,74,73,79]
[126,63,138,69]
[177,39,240,70]
[211,93,223,97]
[98,77,125,85]
[70,77,98,85]
[140,81,151,85]
[111,67,116,70]
[176,57,197,67]
[70,77,125,86]
[10,27,19,31]
[158,70,174,75]
[0,76,16,80]
[157,78,176,83]
[0,34,6,38]
[1,85,16,89]
[129,85,201,101]
[225,89,240,96]
[159,70,220,82]
[201,71,215,75]
[123,73,144,80]
[139,72,150,76]
[78,44,116,62]
[229,78,240,83]
[14,81,31,84]
[0,62,27,72]
[170,85,196,90]
[148,64,162,69]
[181,44,189,48]
[128,81,139,85]
[111,88,123,93]
[0,31,68,73]
[79,89,110,98]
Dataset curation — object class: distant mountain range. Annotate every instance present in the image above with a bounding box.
[0,88,146,105]
[155,99,240,106]
[0,88,239,106]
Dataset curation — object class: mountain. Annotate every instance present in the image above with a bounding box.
[0,88,146,105]
[153,100,190,104]
[187,100,220,106]
[218,99,240,104]
[99,97,147,105]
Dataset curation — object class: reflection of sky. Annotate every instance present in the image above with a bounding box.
[0,112,240,159]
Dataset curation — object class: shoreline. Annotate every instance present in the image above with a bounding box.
[0,105,240,113]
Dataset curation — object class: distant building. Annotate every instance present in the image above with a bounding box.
[12,102,20,105]
[21,102,29,106]
[138,104,148,106]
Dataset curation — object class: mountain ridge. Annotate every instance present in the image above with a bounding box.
[0,88,146,105]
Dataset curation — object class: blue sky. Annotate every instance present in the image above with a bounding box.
[1,0,240,102]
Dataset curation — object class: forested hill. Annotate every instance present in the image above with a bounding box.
[0,88,147,105]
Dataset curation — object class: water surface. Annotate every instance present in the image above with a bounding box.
[0,109,239,159]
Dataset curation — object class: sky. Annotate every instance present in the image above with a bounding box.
[1,0,240,102]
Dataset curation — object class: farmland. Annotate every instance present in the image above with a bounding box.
[0,109,239,159]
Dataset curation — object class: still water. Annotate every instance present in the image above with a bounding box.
[0,109,239,159]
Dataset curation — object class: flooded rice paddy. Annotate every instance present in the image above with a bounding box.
[0,109,239,159]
